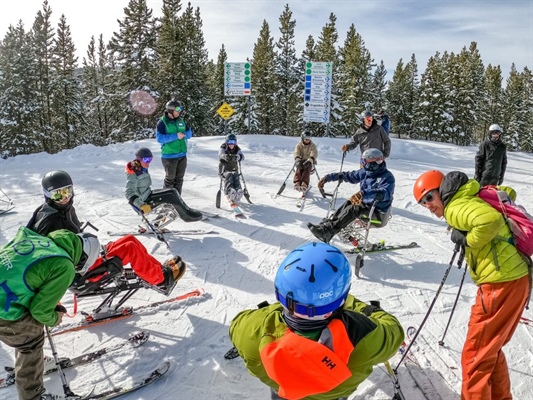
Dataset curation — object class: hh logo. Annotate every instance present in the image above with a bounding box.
[322,356,336,370]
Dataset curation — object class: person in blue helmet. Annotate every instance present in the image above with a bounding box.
[309,148,395,244]
[229,242,404,400]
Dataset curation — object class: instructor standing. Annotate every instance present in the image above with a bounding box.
[156,99,193,195]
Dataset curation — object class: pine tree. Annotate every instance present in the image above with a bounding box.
[251,20,276,135]
[51,14,82,150]
[108,0,157,139]
[372,60,387,111]
[273,4,300,136]
[483,64,504,139]
[336,23,372,137]
[208,45,227,136]
[503,64,531,151]
[0,22,39,157]
[32,0,56,153]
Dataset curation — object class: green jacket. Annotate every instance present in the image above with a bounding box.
[0,228,79,326]
[229,295,404,400]
[441,173,529,285]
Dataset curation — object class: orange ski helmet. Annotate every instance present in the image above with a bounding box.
[413,170,445,203]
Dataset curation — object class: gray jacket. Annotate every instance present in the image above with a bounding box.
[125,160,152,208]
[346,119,391,158]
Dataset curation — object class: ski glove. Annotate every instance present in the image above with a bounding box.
[296,160,304,170]
[140,204,151,215]
[317,177,326,190]
[350,191,363,206]
[361,300,382,316]
[342,144,349,153]
[450,229,468,247]
[303,158,313,168]
[374,190,384,201]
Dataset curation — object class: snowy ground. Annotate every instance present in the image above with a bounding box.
[1,134,532,400]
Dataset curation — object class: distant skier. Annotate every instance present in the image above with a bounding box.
[219,133,245,203]
[28,170,185,295]
[376,109,390,135]
[474,123,507,186]
[125,147,202,223]
[229,242,404,400]
[293,130,317,192]
[342,110,391,164]
[0,227,99,400]
[308,148,395,243]
[156,99,192,195]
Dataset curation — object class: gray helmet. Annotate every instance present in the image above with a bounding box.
[361,110,373,119]
[362,148,384,162]
[135,147,153,159]
[301,130,312,140]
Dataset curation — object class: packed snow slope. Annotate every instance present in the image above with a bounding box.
[1,134,532,400]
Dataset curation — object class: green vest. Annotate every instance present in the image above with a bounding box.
[160,116,187,155]
[0,227,71,320]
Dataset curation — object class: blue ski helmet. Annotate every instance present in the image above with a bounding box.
[226,133,237,145]
[275,242,352,318]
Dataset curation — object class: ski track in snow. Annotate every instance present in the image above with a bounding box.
[1,135,532,399]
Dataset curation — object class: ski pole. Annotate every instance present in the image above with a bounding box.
[132,205,170,249]
[216,165,225,208]
[393,243,460,373]
[238,161,252,204]
[314,169,327,198]
[439,246,466,346]
[325,152,346,218]
[276,162,296,197]
[45,326,81,399]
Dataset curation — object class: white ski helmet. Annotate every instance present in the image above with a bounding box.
[76,233,101,275]
[489,124,502,133]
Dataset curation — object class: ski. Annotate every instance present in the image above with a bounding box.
[230,202,245,218]
[51,288,206,336]
[224,346,240,360]
[296,185,312,210]
[520,316,533,326]
[107,228,215,237]
[2,332,150,388]
[344,241,418,254]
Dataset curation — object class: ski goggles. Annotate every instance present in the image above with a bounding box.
[46,185,74,202]
[361,157,383,166]
[140,156,153,163]
[419,190,436,206]
[227,140,237,145]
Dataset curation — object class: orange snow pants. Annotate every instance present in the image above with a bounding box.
[92,235,164,285]
[461,275,529,400]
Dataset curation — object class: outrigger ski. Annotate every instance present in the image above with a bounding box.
[344,241,418,254]
[296,185,312,210]
[107,227,215,236]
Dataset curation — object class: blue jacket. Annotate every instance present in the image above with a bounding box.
[325,162,395,212]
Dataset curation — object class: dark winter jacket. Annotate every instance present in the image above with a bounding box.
[474,137,507,186]
[218,143,244,173]
[324,162,395,213]
[380,114,390,135]
[345,119,391,158]
[27,198,82,236]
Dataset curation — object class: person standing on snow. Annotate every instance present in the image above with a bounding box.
[156,99,192,195]
[219,133,245,203]
[413,170,530,400]
[474,124,507,186]
[27,170,185,295]
[0,227,99,400]
[229,241,404,400]
[308,148,395,244]
[293,130,318,192]
[376,109,390,135]
[342,111,391,164]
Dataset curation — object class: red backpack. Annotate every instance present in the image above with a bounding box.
[478,185,533,257]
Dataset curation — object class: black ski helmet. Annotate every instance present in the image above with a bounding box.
[226,133,237,144]
[166,99,182,112]
[301,130,312,141]
[42,170,73,199]
[135,147,153,159]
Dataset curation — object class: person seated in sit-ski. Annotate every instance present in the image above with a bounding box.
[219,133,245,203]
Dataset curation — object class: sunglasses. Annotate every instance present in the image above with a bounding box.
[48,185,74,202]
[141,156,153,163]
[419,190,436,205]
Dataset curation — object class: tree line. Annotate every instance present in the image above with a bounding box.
[0,0,531,158]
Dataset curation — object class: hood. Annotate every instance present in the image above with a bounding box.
[439,171,472,208]
[47,229,84,265]
[125,160,144,176]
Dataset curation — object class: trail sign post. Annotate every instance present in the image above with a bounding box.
[303,61,333,124]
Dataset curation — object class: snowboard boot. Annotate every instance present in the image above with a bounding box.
[307,222,335,244]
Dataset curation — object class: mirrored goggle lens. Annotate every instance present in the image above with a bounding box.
[141,156,153,163]
[227,140,237,145]
[362,158,383,166]
[48,185,74,201]
[419,190,435,205]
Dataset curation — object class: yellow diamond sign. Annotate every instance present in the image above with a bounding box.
[217,102,234,120]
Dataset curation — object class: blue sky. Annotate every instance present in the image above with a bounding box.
[1,0,532,78]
